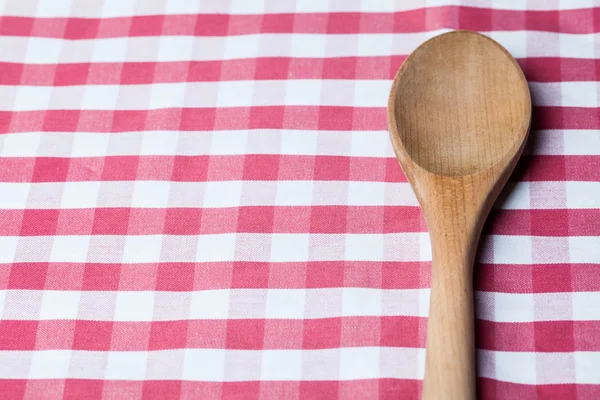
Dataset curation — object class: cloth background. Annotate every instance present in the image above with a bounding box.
[0,0,599,399]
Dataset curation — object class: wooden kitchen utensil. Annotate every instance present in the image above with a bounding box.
[387,31,531,399]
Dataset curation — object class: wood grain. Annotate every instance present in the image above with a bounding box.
[387,31,531,400]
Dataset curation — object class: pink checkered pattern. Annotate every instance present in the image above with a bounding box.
[0,0,599,399]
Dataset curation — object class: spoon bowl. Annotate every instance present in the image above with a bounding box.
[387,31,531,400]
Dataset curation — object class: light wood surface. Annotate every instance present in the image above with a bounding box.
[387,31,531,400]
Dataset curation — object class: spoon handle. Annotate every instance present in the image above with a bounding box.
[422,229,477,400]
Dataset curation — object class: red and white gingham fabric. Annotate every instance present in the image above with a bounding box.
[0,0,599,399]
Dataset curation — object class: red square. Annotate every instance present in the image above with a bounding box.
[121,62,155,84]
[379,379,419,400]
[165,208,202,235]
[353,107,386,130]
[102,381,143,400]
[314,156,350,181]
[143,381,181,400]
[306,261,344,288]
[21,64,55,85]
[277,155,314,180]
[222,382,259,400]
[111,322,151,350]
[0,320,37,350]
[527,155,566,181]
[382,262,423,289]
[0,16,33,35]
[567,155,599,181]
[171,155,209,181]
[267,262,306,288]
[249,106,284,129]
[242,154,279,180]
[35,320,75,349]
[526,9,558,31]
[261,13,294,32]
[187,320,227,348]
[154,61,189,83]
[327,12,360,33]
[220,59,255,81]
[530,209,568,236]
[78,110,114,132]
[283,105,319,130]
[195,14,229,36]
[385,157,406,182]
[303,318,341,349]
[274,206,310,233]
[383,206,422,233]
[128,208,166,235]
[92,208,130,235]
[181,108,216,130]
[532,264,572,293]
[300,382,338,400]
[310,206,346,233]
[200,208,238,234]
[45,262,85,290]
[73,320,113,350]
[537,384,577,400]
[0,159,34,182]
[101,156,138,180]
[42,110,80,132]
[357,56,390,80]
[237,206,275,233]
[362,12,394,33]
[0,380,26,400]
[486,209,530,236]
[226,319,265,349]
[149,320,188,350]
[0,111,13,132]
[323,58,355,79]
[64,18,100,39]
[535,321,575,352]
[64,380,103,400]
[82,263,120,290]
[119,263,158,290]
[31,157,70,182]
[206,155,244,181]
[86,63,120,84]
[231,262,270,289]
[318,106,353,130]
[54,63,90,86]
[459,6,491,31]
[136,156,172,180]
[395,8,426,31]
[20,209,59,236]
[130,15,164,36]
[350,157,386,181]
[156,262,195,291]
[0,62,23,84]
[112,110,146,132]
[263,319,303,349]
[194,262,233,290]
[163,15,195,35]
[187,61,221,82]
[381,316,421,347]
[8,262,47,290]
[255,57,289,80]
[343,262,381,287]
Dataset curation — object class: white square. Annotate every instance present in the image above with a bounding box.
[353,80,389,107]
[14,86,52,112]
[39,291,80,320]
[350,131,389,157]
[534,292,572,321]
[342,288,382,317]
[131,181,171,208]
[210,130,248,155]
[146,350,184,380]
[216,81,253,107]
[25,38,62,64]
[156,36,194,61]
[346,234,383,261]
[82,85,120,110]
[493,235,532,264]
[271,234,309,262]
[275,181,313,206]
[105,351,147,380]
[261,350,302,380]
[562,82,597,107]
[495,351,535,384]
[312,181,348,205]
[291,34,325,58]
[489,31,527,59]
[50,236,90,263]
[91,38,128,62]
[575,351,600,384]
[339,347,380,379]
[0,133,40,157]
[496,182,530,210]
[559,0,593,9]
[114,291,155,321]
[295,0,329,12]
[564,130,600,156]
[265,289,305,318]
[203,181,242,208]
[495,293,534,323]
[304,288,343,319]
[71,133,110,157]
[566,182,600,209]
[183,349,225,380]
[490,0,526,9]
[230,0,264,13]
[100,0,136,17]
[196,234,236,262]
[29,350,70,379]
[240,181,278,207]
[569,236,600,263]
[348,181,385,206]
[360,0,395,11]
[0,236,19,263]
[69,351,107,379]
[358,34,393,57]
[284,80,321,106]
[122,235,163,263]
[140,131,179,156]
[224,35,260,59]
[280,130,317,155]
[560,32,595,58]
[573,292,600,320]
[190,289,230,319]
[148,83,186,109]
[165,0,200,13]
[61,182,100,209]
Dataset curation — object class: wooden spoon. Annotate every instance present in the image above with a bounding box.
[387,30,531,399]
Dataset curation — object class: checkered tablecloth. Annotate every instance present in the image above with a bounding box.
[0,0,599,399]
